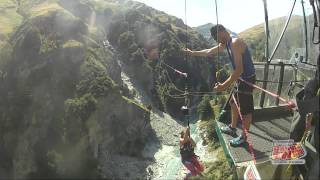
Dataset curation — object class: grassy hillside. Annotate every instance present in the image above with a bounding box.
[0,0,23,47]
[194,23,215,45]
[239,15,316,62]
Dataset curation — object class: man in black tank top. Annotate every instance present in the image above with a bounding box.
[183,24,256,147]
[179,127,204,179]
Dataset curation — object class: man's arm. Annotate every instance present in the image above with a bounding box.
[215,39,244,91]
[185,43,225,57]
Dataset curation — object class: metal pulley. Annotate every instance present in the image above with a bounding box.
[181,105,189,116]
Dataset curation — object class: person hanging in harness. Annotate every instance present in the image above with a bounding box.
[180,127,204,179]
[183,24,256,146]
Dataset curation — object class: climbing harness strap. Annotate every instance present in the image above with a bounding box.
[231,93,257,164]
[180,141,195,161]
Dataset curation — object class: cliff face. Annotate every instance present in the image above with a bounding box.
[0,1,151,179]
[0,0,215,178]
[106,0,217,118]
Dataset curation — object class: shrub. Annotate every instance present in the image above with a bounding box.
[65,93,97,121]
[197,95,214,121]
[118,31,135,49]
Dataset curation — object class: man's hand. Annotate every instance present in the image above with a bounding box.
[214,82,226,92]
[182,48,192,56]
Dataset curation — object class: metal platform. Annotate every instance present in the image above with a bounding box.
[216,106,293,165]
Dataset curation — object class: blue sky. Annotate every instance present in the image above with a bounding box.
[134,0,313,33]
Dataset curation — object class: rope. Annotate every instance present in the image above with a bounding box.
[184,0,190,127]
[163,66,185,93]
[161,61,188,78]
[184,0,188,50]
[214,0,219,61]
[301,0,309,61]
[268,0,297,62]
[160,0,226,125]
[231,94,256,164]
[213,0,224,81]
[310,0,320,44]
[167,93,187,99]
[239,78,296,109]
[161,63,228,97]
[255,79,308,83]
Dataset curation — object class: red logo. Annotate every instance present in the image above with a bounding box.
[271,140,307,164]
[244,163,261,180]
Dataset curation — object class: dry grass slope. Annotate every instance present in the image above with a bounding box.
[0,0,22,47]
[30,2,63,17]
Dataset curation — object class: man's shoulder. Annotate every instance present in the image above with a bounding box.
[232,37,244,44]
[231,38,246,50]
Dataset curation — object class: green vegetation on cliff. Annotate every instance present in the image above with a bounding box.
[107,2,216,117]
[197,95,214,121]
[0,0,152,179]
[0,0,223,178]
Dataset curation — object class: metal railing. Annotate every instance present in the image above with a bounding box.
[254,62,300,107]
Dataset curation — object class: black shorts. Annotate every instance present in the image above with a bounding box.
[230,76,256,115]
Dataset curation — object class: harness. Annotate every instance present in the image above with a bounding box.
[180,141,195,161]
[225,38,255,80]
